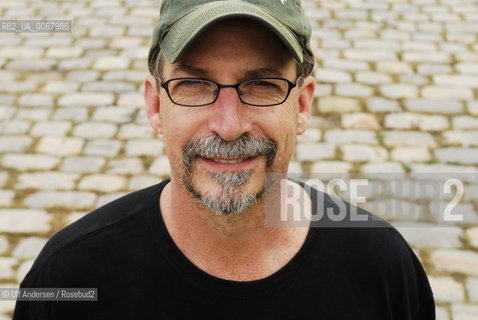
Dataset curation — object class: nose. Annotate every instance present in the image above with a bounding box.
[207,87,253,141]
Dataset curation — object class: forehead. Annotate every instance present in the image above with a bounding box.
[163,19,296,79]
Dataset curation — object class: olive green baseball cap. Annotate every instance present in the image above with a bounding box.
[148,0,313,69]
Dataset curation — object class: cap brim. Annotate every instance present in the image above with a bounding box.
[160,1,303,63]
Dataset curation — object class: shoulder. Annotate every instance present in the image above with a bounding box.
[303,191,435,318]
[23,181,165,279]
[299,180,420,265]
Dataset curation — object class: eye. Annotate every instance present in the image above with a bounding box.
[248,80,276,87]
[176,79,209,87]
[241,79,283,92]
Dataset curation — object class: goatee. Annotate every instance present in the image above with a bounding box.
[180,133,277,215]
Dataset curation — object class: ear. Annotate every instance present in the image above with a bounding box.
[296,75,315,135]
[144,74,162,134]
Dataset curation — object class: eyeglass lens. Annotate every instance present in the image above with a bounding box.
[165,78,292,107]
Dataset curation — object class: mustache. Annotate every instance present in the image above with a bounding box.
[182,133,277,169]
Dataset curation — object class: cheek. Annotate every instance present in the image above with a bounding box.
[163,127,189,162]
[160,108,207,159]
[261,106,298,142]
[258,108,298,165]
[160,113,184,158]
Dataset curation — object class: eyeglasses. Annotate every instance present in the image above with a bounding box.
[160,77,297,107]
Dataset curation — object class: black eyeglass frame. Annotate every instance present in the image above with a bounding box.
[159,77,298,107]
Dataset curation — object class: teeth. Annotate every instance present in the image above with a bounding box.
[211,158,246,164]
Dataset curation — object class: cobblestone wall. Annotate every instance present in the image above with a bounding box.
[0,0,477,319]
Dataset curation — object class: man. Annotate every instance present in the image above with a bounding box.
[14,0,435,319]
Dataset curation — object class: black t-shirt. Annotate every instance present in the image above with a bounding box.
[13,179,435,319]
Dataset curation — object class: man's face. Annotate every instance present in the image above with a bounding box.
[145,19,313,215]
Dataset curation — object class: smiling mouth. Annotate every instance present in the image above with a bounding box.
[204,157,254,164]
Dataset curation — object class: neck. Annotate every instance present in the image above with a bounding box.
[159,177,311,281]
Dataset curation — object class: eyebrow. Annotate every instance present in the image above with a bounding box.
[170,65,284,79]
[171,64,209,78]
[243,68,284,79]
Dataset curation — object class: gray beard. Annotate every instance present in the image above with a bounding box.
[183,165,266,216]
[196,169,263,215]
[179,134,277,215]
